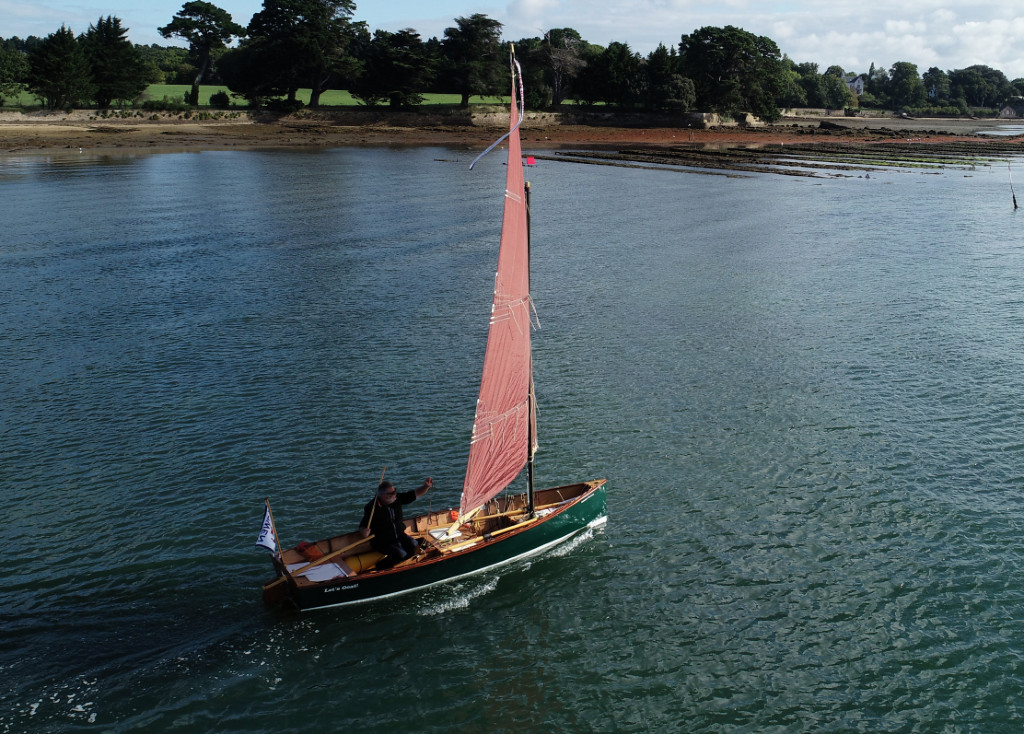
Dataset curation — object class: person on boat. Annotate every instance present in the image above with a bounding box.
[359,477,432,570]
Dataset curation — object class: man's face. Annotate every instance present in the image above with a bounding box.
[380,487,397,505]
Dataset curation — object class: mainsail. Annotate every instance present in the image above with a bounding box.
[460,54,537,516]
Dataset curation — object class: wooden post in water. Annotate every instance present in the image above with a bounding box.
[1010,163,1018,210]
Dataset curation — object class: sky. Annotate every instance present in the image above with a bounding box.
[4,0,1024,80]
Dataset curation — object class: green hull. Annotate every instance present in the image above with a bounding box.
[274,481,606,611]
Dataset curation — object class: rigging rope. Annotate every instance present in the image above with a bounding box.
[469,54,525,170]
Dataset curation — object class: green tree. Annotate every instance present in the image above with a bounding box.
[135,44,192,84]
[776,57,807,109]
[679,25,786,122]
[794,61,825,107]
[888,61,926,109]
[922,67,951,104]
[544,28,586,106]
[218,42,274,105]
[0,45,29,103]
[507,36,551,109]
[821,66,855,110]
[864,62,890,106]
[81,17,149,107]
[579,41,644,108]
[572,43,606,105]
[949,64,1011,108]
[245,0,359,107]
[27,26,94,109]
[351,29,432,107]
[159,1,245,104]
[440,14,503,107]
[645,43,693,111]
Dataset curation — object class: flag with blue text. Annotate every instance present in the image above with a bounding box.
[255,500,277,553]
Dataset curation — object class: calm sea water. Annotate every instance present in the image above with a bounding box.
[3,143,1024,732]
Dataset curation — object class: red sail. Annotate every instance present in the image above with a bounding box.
[460,63,536,516]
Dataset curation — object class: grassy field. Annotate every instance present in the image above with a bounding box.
[4,84,508,110]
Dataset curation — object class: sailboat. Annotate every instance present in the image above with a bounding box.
[259,48,607,612]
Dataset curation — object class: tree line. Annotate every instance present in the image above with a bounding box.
[2,0,1023,121]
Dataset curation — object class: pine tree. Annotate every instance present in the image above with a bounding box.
[439,14,504,107]
[244,0,358,108]
[27,26,94,110]
[160,1,246,106]
[81,16,149,108]
[351,29,431,107]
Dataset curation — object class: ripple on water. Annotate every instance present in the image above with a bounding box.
[5,150,1024,731]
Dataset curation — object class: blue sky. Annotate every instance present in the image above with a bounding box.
[4,1,1024,79]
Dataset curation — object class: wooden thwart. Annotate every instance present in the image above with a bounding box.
[262,534,374,591]
[441,516,539,555]
[472,500,564,523]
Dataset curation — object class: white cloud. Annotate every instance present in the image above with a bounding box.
[949,18,1024,75]
[883,20,927,35]
[509,0,561,13]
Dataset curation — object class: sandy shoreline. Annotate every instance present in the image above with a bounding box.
[1,110,1022,155]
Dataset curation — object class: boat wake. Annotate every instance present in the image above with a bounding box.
[0,673,100,730]
[549,525,599,558]
[417,576,500,616]
[415,518,607,615]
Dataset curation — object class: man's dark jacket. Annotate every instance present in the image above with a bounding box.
[360,491,417,541]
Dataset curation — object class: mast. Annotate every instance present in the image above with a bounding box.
[526,180,535,516]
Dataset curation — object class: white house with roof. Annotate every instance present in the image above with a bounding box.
[843,74,866,96]
[1000,98,1024,118]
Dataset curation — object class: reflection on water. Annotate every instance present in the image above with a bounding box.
[978,123,1024,136]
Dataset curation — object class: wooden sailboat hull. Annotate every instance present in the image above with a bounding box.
[265,480,606,612]
[259,54,603,613]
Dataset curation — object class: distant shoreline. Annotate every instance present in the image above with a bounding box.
[1,109,1021,155]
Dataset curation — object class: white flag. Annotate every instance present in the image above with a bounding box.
[256,501,277,553]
